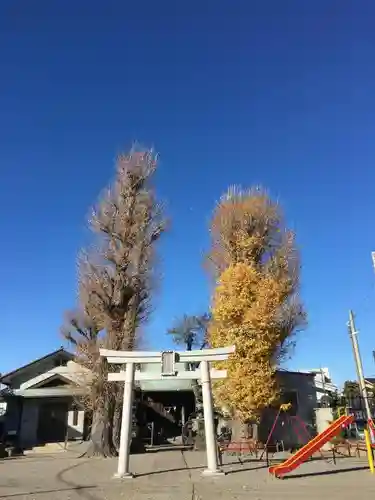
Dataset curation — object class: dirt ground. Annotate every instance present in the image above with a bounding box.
[0,449,374,499]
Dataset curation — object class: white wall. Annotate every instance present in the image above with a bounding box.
[314,407,334,450]
[304,368,338,401]
[67,409,84,439]
[19,361,91,390]
[0,401,6,417]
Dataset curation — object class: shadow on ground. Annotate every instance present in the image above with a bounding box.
[285,465,369,479]
[0,486,97,499]
[225,464,269,475]
[135,464,202,477]
[56,461,102,500]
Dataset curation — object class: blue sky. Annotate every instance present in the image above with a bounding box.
[1,0,375,386]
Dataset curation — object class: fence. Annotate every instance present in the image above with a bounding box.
[319,395,375,419]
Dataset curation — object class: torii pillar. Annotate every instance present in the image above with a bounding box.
[100,345,235,478]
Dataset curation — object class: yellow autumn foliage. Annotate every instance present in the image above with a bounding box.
[208,187,306,422]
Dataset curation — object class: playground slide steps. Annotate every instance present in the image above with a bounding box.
[269,414,355,478]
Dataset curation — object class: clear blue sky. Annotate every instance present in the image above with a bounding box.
[1,0,375,386]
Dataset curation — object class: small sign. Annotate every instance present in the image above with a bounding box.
[161,351,176,376]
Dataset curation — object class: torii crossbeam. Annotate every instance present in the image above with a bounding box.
[100,346,235,478]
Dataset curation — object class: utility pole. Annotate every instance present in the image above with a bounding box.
[371,253,375,370]
[348,311,373,434]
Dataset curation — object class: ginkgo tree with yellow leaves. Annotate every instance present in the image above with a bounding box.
[207,187,306,423]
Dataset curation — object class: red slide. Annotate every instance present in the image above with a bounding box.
[269,414,354,478]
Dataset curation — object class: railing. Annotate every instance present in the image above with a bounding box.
[319,395,375,415]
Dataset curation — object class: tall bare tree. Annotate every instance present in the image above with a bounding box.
[63,148,166,456]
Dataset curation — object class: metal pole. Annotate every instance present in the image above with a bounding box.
[364,428,375,473]
[348,310,373,441]
[372,252,375,370]
[181,405,186,427]
[259,407,281,461]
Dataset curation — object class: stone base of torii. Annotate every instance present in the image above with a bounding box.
[100,346,235,478]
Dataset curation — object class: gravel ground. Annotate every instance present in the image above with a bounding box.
[0,449,374,499]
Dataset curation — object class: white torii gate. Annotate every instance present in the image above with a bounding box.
[100,345,235,478]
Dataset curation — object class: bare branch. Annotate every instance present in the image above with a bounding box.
[62,146,167,456]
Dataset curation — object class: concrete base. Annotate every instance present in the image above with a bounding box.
[202,469,226,477]
[113,472,134,479]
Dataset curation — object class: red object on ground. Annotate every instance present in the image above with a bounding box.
[223,440,258,453]
[269,414,355,478]
[368,418,375,433]
[368,418,375,444]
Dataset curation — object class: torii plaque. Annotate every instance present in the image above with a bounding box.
[100,345,235,478]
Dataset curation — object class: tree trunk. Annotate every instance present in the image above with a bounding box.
[250,422,258,441]
[192,381,203,417]
[85,397,117,457]
[231,417,250,443]
[112,387,123,452]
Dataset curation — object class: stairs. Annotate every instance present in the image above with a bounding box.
[143,398,176,423]
[24,440,88,456]
[25,442,67,454]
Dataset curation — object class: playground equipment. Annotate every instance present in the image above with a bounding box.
[329,415,375,474]
[218,403,313,465]
[369,418,375,437]
[269,414,354,478]
[364,426,375,473]
[258,403,312,461]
